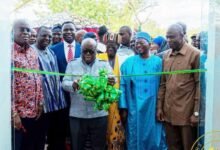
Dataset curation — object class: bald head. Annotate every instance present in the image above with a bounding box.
[119,26,132,46]
[166,24,185,51]
[176,22,187,35]
[13,19,29,31]
[81,38,97,64]
[81,38,97,49]
[13,19,31,47]
[75,30,87,44]
[167,24,184,36]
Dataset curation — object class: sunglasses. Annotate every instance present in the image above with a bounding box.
[82,49,95,54]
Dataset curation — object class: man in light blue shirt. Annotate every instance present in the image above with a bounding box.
[119,32,167,150]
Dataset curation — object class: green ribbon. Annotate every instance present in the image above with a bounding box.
[11,67,207,111]
[11,67,207,77]
[78,69,121,111]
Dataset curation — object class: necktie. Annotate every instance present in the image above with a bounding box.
[67,44,74,62]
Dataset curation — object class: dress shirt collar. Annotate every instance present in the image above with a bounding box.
[14,43,30,53]
[64,40,75,49]
[33,44,48,54]
[63,40,76,60]
[119,44,130,49]
[170,42,187,56]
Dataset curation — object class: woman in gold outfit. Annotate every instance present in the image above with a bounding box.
[97,33,125,150]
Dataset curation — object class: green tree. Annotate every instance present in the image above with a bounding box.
[48,0,119,27]
[14,0,166,35]
[47,0,158,32]
[126,0,158,31]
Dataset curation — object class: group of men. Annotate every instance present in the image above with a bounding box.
[12,18,202,150]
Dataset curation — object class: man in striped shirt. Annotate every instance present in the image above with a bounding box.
[33,26,67,150]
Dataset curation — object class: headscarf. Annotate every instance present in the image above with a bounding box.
[199,31,208,52]
[153,36,166,48]
[83,32,97,40]
[136,32,151,43]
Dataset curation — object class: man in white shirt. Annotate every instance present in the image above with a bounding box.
[50,21,81,150]
[117,26,135,68]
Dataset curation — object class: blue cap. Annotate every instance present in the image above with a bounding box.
[52,24,62,32]
[136,32,151,43]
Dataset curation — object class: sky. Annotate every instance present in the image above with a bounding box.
[10,0,209,30]
[149,0,208,29]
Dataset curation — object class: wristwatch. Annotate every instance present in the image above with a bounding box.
[194,112,199,117]
[39,101,43,106]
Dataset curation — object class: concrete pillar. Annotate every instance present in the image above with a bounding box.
[204,0,220,149]
[0,0,12,149]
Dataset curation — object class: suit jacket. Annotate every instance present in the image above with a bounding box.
[50,41,81,81]
[50,41,81,106]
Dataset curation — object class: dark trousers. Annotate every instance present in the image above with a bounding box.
[165,122,197,150]
[69,116,107,150]
[12,116,47,150]
[47,108,69,150]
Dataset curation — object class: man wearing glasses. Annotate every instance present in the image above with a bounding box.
[12,19,44,150]
[62,38,115,150]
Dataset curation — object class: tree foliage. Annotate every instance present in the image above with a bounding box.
[14,0,166,35]
[13,0,33,12]
[48,0,119,27]
[47,0,162,33]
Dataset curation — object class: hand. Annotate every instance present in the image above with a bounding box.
[190,115,199,126]
[13,113,22,130]
[119,109,128,127]
[108,77,115,86]
[36,104,43,120]
[157,109,165,121]
[72,80,79,91]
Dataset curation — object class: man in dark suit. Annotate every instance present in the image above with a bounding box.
[49,21,81,150]
[51,21,81,81]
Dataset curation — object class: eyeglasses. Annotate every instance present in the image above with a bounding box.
[20,27,31,33]
[82,49,95,54]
